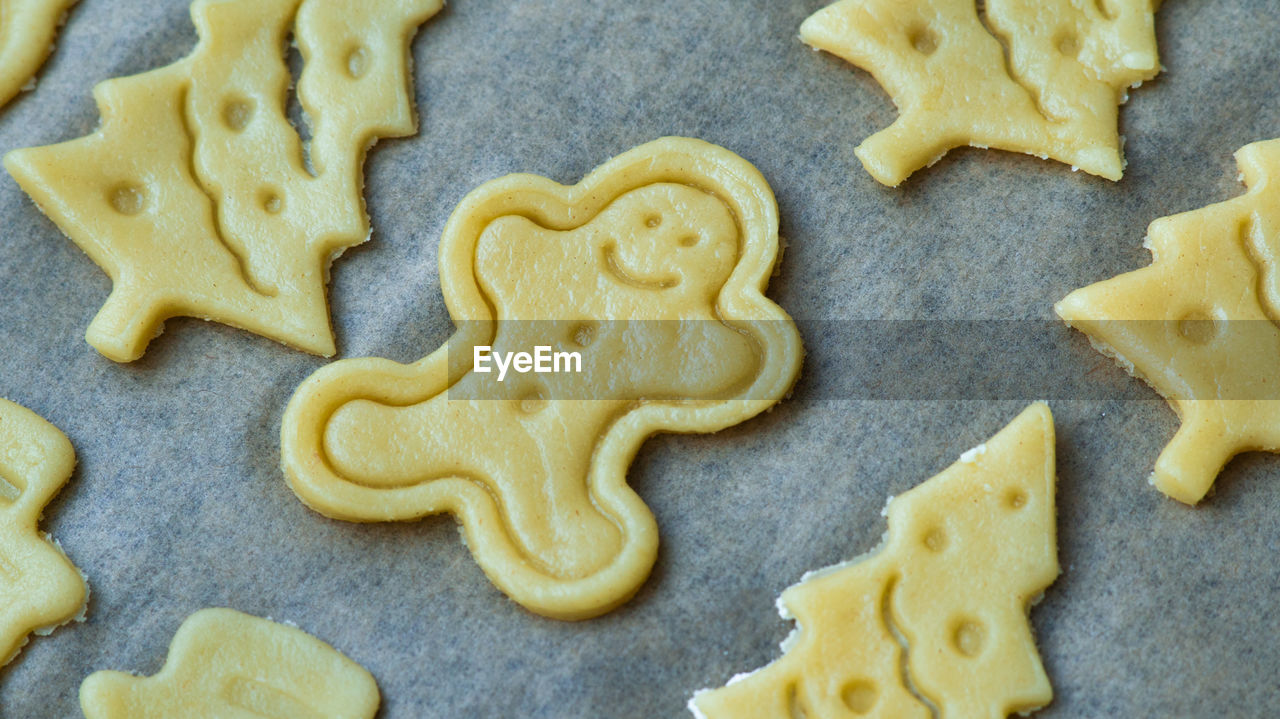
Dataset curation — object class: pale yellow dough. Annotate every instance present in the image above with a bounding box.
[80,608,379,718]
[0,398,87,668]
[800,0,1161,186]
[1058,139,1280,505]
[0,0,77,108]
[4,0,442,362]
[691,403,1058,719]
[281,137,804,620]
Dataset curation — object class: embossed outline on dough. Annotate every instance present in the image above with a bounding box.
[281,137,803,620]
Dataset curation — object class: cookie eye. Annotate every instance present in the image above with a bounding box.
[259,189,284,214]
[222,97,254,132]
[518,387,547,415]
[346,45,370,78]
[1005,488,1028,510]
[108,183,146,216]
[909,27,938,56]
[1056,31,1081,57]
[951,618,986,657]
[678,234,699,248]
[570,322,596,347]
[841,680,877,714]
[1177,310,1217,345]
[922,527,946,552]
[645,214,662,228]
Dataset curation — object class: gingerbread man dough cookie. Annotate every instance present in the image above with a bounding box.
[692,404,1059,718]
[6,0,441,362]
[281,137,804,620]
[0,398,87,668]
[1059,139,1280,504]
[801,0,1161,186]
[80,608,379,719]
[0,0,77,109]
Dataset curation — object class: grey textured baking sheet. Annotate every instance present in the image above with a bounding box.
[1,0,1278,716]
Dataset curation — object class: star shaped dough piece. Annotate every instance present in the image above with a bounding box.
[1058,139,1280,504]
[800,0,1161,186]
[80,608,379,719]
[0,0,77,108]
[0,398,88,668]
[691,404,1059,719]
[4,0,442,361]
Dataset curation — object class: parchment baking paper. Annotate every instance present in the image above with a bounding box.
[0,0,1276,716]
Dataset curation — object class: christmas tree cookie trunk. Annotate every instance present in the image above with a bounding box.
[691,403,1058,718]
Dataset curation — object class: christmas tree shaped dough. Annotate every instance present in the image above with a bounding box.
[0,0,77,108]
[5,0,442,362]
[691,403,1058,718]
[0,398,87,668]
[800,0,1161,186]
[80,608,379,719]
[1058,139,1280,505]
[281,137,804,620]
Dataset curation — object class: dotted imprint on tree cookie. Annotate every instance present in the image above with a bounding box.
[690,403,1059,719]
[4,0,442,362]
[80,608,379,719]
[280,137,804,621]
[800,0,1161,186]
[0,398,87,669]
[0,0,77,109]
[1058,139,1280,505]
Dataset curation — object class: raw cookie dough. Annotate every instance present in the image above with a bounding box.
[280,137,804,621]
[0,398,87,668]
[1058,139,1280,505]
[4,0,442,362]
[0,0,77,108]
[80,608,379,718]
[800,0,1161,186]
[690,403,1058,719]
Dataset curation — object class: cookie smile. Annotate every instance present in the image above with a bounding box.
[603,242,680,290]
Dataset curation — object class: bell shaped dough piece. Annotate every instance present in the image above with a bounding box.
[281,137,804,620]
[4,0,442,362]
[80,608,379,719]
[800,0,1161,186]
[691,403,1058,719]
[1058,139,1280,505]
[0,0,77,108]
[0,398,87,668]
